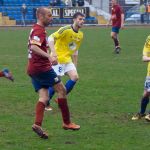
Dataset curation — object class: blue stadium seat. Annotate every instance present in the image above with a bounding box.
[0,0,97,25]
[0,0,51,24]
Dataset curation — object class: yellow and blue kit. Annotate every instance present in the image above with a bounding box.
[50,25,83,64]
[143,35,150,76]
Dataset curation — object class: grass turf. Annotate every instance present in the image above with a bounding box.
[0,26,150,150]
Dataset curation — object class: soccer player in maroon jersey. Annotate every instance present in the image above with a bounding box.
[27,7,80,139]
[107,0,124,54]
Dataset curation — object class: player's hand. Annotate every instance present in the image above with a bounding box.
[50,52,58,65]
[51,52,57,58]
[51,54,58,65]
[48,55,57,65]
[121,24,124,29]
[51,57,58,65]
[106,23,109,28]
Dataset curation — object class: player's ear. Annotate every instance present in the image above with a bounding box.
[39,13,44,19]
[73,18,76,22]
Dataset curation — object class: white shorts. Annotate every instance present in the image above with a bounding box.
[52,62,77,76]
[144,77,150,92]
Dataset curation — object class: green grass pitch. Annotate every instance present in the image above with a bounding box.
[0,26,150,150]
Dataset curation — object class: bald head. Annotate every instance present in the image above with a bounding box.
[36,7,52,27]
[111,0,117,5]
[36,7,49,19]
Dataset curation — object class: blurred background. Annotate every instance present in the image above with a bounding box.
[0,0,149,26]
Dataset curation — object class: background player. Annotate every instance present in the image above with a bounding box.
[45,12,84,110]
[107,0,124,54]
[27,7,80,139]
[132,35,150,121]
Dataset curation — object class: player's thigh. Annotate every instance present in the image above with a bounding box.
[143,90,150,97]
[65,63,79,81]
[53,81,66,98]
[144,77,150,96]
[111,31,117,38]
[66,70,79,81]
[111,27,119,37]
[38,88,49,104]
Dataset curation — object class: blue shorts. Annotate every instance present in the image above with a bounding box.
[112,27,120,33]
[30,69,61,92]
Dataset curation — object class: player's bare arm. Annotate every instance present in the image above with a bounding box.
[143,55,150,62]
[48,36,57,55]
[107,18,112,27]
[48,35,58,65]
[72,50,78,67]
[121,14,124,29]
[30,44,52,62]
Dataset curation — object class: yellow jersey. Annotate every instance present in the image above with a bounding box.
[51,25,83,64]
[143,35,150,76]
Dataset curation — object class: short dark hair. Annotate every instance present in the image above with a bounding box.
[73,12,85,19]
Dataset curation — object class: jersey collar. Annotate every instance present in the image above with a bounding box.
[71,25,78,33]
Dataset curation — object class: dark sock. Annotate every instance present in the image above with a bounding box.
[47,87,55,106]
[0,71,4,77]
[35,101,45,126]
[113,37,119,48]
[140,97,149,114]
[65,80,76,94]
[57,98,70,124]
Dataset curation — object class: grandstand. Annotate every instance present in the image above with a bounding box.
[0,0,49,25]
[0,0,150,26]
[0,0,98,26]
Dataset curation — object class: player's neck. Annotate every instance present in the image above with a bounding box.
[72,24,79,33]
[37,21,44,27]
[113,3,117,6]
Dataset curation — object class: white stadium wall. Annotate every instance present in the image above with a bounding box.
[91,0,110,13]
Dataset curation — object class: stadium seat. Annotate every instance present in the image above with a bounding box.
[0,0,97,25]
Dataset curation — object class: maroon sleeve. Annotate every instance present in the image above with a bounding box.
[118,5,123,14]
[116,5,123,18]
[119,5,124,14]
[30,29,45,47]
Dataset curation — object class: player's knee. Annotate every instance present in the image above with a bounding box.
[144,92,150,97]
[55,83,67,97]
[58,87,66,97]
[70,74,79,81]
[111,35,115,39]
[39,96,49,105]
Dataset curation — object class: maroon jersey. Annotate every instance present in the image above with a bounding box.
[27,24,51,75]
[111,4,123,27]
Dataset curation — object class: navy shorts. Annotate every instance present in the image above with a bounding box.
[30,69,61,92]
[112,27,120,33]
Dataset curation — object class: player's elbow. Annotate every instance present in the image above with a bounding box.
[142,56,148,62]
[30,44,37,51]
[142,57,145,62]
[48,35,54,43]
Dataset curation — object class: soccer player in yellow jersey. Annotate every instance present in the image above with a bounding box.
[45,12,85,110]
[132,35,150,121]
